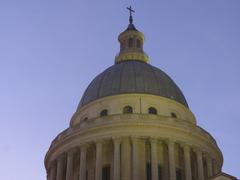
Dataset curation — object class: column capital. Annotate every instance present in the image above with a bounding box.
[79,143,89,151]
[193,147,203,154]
[131,136,141,143]
[182,144,191,151]
[94,139,104,146]
[166,139,175,146]
[67,147,77,155]
[149,137,158,144]
[112,136,122,143]
[48,160,57,170]
[58,153,65,161]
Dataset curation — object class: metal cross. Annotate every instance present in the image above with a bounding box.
[127,6,135,16]
[126,6,135,24]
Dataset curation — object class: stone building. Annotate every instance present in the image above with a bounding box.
[45,10,236,180]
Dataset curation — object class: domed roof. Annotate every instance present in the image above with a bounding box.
[77,60,188,110]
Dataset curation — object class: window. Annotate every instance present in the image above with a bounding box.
[120,40,125,51]
[146,163,162,180]
[176,169,182,180]
[123,106,133,114]
[148,107,157,114]
[83,117,88,121]
[171,112,177,118]
[158,165,162,180]
[100,109,108,117]
[128,38,134,48]
[102,165,110,180]
[146,163,151,180]
[136,39,141,48]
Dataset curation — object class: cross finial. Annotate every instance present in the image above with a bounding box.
[126,6,135,24]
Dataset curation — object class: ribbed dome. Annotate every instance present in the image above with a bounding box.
[77,60,188,110]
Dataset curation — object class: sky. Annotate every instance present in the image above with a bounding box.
[0,0,239,179]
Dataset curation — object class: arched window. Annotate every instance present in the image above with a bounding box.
[148,107,157,114]
[123,106,133,114]
[171,112,177,118]
[100,109,108,117]
[83,117,88,121]
[120,40,126,51]
[128,38,134,48]
[136,39,141,48]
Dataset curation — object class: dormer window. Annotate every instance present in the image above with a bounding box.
[100,109,108,117]
[148,107,157,114]
[171,112,177,118]
[123,106,133,114]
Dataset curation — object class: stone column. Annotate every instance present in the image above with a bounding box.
[56,154,65,180]
[66,149,75,180]
[212,160,218,175]
[183,145,192,180]
[196,150,204,180]
[150,139,158,180]
[79,146,87,180]
[49,162,57,180]
[113,138,121,180]
[132,137,140,180]
[95,141,103,180]
[167,140,176,180]
[206,156,213,177]
[121,137,131,180]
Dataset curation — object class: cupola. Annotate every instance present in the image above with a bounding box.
[115,6,149,64]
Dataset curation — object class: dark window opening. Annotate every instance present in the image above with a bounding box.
[120,40,125,51]
[123,106,133,114]
[128,38,134,48]
[83,117,88,121]
[100,109,108,117]
[176,169,182,180]
[146,163,162,180]
[158,165,162,180]
[148,107,157,114]
[146,163,151,180]
[171,112,177,118]
[102,165,110,180]
[137,39,141,48]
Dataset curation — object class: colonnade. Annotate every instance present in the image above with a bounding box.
[47,137,219,180]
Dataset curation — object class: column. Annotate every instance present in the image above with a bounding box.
[79,146,87,180]
[66,149,75,180]
[113,138,121,180]
[49,162,57,180]
[196,150,204,180]
[206,156,213,177]
[150,139,158,180]
[212,160,218,175]
[167,140,176,180]
[95,141,103,180]
[121,137,131,180]
[132,137,140,180]
[56,154,65,180]
[183,145,192,180]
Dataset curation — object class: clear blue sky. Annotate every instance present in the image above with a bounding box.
[0,0,239,179]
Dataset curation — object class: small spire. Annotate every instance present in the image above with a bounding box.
[126,6,135,24]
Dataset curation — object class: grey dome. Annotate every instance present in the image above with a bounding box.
[78,60,188,109]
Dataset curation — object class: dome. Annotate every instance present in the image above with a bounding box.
[78,60,188,109]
